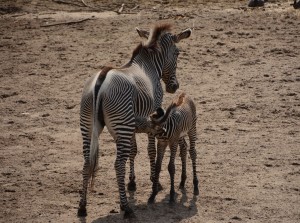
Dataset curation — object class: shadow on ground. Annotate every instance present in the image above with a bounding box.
[79,190,199,223]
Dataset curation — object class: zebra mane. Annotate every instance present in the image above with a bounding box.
[131,43,143,60]
[144,23,172,48]
[124,23,172,68]
[99,66,113,78]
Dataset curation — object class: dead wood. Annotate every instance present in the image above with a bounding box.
[40,17,94,27]
[52,0,84,7]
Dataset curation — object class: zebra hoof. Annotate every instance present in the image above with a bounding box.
[123,207,136,219]
[148,196,155,204]
[157,182,163,192]
[169,198,176,206]
[77,206,87,217]
[127,181,137,191]
[169,191,176,204]
[179,182,185,190]
[194,187,200,196]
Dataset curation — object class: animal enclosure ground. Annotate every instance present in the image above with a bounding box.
[0,0,299,222]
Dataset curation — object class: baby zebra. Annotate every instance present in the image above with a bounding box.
[148,92,199,204]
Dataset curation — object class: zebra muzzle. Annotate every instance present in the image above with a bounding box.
[167,83,179,93]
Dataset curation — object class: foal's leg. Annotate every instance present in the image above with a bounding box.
[168,141,179,204]
[179,137,187,190]
[189,128,199,195]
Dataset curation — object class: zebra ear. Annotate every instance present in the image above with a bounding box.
[136,27,149,39]
[173,28,192,43]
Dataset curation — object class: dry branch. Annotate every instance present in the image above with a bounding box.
[130,5,139,11]
[53,0,84,7]
[40,17,94,27]
[117,3,125,14]
[115,3,139,15]
[81,0,89,7]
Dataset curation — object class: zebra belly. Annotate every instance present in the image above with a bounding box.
[179,130,188,138]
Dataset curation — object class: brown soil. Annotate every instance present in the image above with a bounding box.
[1,0,299,222]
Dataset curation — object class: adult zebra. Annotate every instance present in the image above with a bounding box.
[78,24,191,218]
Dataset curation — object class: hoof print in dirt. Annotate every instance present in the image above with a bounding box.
[109,209,119,214]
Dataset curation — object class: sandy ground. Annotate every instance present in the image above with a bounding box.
[0,0,299,222]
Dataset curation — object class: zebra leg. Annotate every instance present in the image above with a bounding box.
[115,139,136,219]
[78,116,92,217]
[189,130,199,196]
[179,137,187,190]
[78,144,90,217]
[148,140,167,204]
[147,135,163,191]
[168,141,179,204]
[127,135,137,191]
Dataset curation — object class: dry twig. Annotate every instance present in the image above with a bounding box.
[40,17,94,27]
[117,3,125,14]
[131,5,139,11]
[53,0,84,7]
[81,0,89,7]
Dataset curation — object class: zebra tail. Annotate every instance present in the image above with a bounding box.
[88,83,101,190]
[88,67,111,189]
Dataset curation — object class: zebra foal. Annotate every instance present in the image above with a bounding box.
[147,92,199,204]
[78,24,192,218]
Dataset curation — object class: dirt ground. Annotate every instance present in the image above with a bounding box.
[0,0,299,222]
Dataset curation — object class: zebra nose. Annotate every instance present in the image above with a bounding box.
[168,83,179,93]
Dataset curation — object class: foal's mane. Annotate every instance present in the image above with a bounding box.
[151,92,185,125]
[174,92,186,107]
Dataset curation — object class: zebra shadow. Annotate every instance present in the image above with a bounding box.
[89,189,198,223]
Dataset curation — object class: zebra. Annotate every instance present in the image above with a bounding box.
[146,92,199,204]
[78,24,192,218]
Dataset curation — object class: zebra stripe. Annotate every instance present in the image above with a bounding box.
[148,92,199,204]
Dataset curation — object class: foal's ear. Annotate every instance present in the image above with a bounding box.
[156,107,165,118]
[150,107,165,122]
[135,27,150,39]
[173,28,192,43]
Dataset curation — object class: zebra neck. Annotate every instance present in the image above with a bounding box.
[127,48,166,109]
[131,48,165,81]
